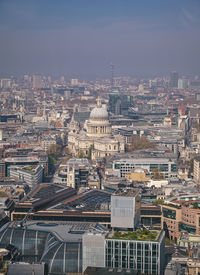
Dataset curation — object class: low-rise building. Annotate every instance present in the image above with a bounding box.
[161,201,200,242]
[161,204,182,242]
[9,165,44,187]
[113,157,177,179]
[67,158,90,188]
[41,136,57,151]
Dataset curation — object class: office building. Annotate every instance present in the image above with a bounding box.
[109,93,133,115]
[161,202,200,241]
[111,189,140,230]
[113,158,177,179]
[0,78,11,89]
[67,158,89,188]
[178,79,188,89]
[33,74,43,89]
[161,204,182,241]
[71,78,79,85]
[83,229,165,275]
[4,156,48,177]
[9,165,44,187]
[140,205,162,229]
[169,71,179,88]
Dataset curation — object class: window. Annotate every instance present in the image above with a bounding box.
[163,208,176,219]
[171,164,177,172]
[114,164,120,169]
[179,222,196,234]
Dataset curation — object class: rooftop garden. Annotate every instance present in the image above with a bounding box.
[110,229,158,241]
[192,202,200,209]
[23,165,37,171]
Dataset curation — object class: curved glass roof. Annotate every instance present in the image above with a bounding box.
[41,242,82,274]
[0,226,82,274]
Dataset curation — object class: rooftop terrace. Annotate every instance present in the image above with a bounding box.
[107,229,161,242]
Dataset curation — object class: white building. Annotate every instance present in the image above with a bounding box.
[41,136,57,152]
[33,74,43,89]
[68,97,125,160]
[9,165,44,187]
[193,157,200,184]
[111,189,140,230]
[113,158,177,179]
[71,78,79,85]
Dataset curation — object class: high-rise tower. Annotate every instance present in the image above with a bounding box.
[169,71,179,88]
[110,63,114,89]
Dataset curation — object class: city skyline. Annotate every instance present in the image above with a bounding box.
[0,0,200,78]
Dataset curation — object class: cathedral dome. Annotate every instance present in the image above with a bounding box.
[90,106,108,121]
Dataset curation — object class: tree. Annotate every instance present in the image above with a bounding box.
[47,144,62,174]
[47,144,62,155]
[87,145,93,160]
[188,158,194,177]
[78,150,85,158]
[152,168,165,180]
[155,199,164,205]
[126,135,156,152]
[193,202,199,209]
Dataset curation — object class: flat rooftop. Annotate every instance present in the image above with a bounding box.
[5,157,39,163]
[113,188,139,197]
[49,189,111,212]
[114,158,175,163]
[107,229,162,242]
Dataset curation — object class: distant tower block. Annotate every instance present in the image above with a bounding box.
[169,71,179,88]
[110,63,114,88]
[33,74,43,89]
[71,78,79,85]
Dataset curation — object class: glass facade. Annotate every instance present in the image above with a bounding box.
[114,160,177,179]
[171,164,177,172]
[105,239,163,275]
[0,227,49,262]
[141,217,161,227]
[41,242,82,274]
[141,210,161,216]
[163,208,176,219]
[178,222,196,234]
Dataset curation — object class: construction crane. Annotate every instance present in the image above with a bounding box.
[18,207,34,228]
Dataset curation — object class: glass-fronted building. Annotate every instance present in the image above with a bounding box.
[113,158,177,179]
[105,236,165,275]
[83,230,165,275]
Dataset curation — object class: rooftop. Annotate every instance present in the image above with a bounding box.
[18,221,94,242]
[5,157,39,163]
[113,188,139,197]
[107,229,161,242]
[51,189,111,212]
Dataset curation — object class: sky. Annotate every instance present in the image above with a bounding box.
[0,0,200,79]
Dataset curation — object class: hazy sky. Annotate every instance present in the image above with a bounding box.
[0,0,200,79]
